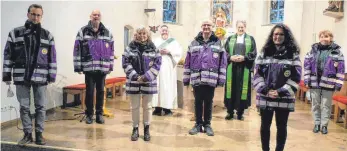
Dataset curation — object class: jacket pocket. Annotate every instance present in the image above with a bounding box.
[13,41,25,61]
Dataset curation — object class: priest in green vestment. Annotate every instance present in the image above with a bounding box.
[224,20,257,120]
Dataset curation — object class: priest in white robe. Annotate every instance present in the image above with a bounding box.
[152,25,183,116]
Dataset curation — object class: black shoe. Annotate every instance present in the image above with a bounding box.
[189,124,203,135]
[96,114,105,124]
[35,132,46,145]
[131,127,139,141]
[144,125,151,141]
[163,110,173,116]
[313,125,320,133]
[152,109,162,116]
[18,133,33,145]
[204,125,214,136]
[237,115,244,121]
[225,113,234,120]
[85,115,93,124]
[321,126,328,134]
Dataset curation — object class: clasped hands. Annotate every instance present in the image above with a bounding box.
[268,90,279,98]
[160,48,169,55]
[230,55,245,62]
[137,76,147,83]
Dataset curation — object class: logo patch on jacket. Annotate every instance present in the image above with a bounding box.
[42,49,48,55]
[213,53,219,58]
[334,62,338,67]
[149,61,154,66]
[105,43,109,48]
[284,70,291,77]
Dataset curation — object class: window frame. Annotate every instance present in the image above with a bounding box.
[269,0,284,24]
[163,0,178,24]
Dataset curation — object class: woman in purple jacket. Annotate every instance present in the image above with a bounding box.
[122,26,162,141]
[304,30,345,134]
[253,24,301,151]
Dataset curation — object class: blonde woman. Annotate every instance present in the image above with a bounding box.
[304,30,345,134]
[122,26,162,141]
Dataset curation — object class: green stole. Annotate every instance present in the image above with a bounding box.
[226,34,252,100]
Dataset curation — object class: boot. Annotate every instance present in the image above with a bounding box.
[152,107,162,116]
[237,115,244,121]
[95,114,105,124]
[35,132,46,145]
[225,113,234,120]
[313,125,320,133]
[204,125,214,136]
[131,127,139,141]
[144,125,151,141]
[321,126,328,134]
[85,114,93,124]
[189,124,203,135]
[18,132,33,145]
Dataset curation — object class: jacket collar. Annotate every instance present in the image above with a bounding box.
[312,42,341,53]
[194,31,219,44]
[24,20,41,35]
[128,40,156,52]
[86,21,106,34]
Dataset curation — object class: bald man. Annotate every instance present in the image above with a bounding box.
[183,20,227,136]
[73,10,115,124]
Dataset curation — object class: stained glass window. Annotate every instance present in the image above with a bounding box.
[270,0,284,24]
[163,0,177,23]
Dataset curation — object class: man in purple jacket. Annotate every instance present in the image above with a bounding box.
[2,4,56,145]
[73,10,114,124]
[183,20,227,136]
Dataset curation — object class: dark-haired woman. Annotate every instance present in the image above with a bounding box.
[253,24,302,151]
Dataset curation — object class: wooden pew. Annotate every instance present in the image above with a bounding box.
[62,77,126,109]
[332,74,347,129]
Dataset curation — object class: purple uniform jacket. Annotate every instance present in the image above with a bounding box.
[304,43,345,91]
[183,32,227,87]
[122,41,162,94]
[253,50,302,111]
[2,21,57,85]
[73,21,114,74]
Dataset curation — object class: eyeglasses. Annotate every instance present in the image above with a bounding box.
[30,13,42,17]
[273,33,284,36]
[202,24,212,27]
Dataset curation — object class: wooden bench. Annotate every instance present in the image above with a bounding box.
[332,78,347,129]
[105,77,126,98]
[62,77,126,109]
[332,95,347,128]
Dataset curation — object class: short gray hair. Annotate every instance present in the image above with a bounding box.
[236,20,246,27]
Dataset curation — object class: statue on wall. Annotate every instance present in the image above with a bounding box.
[324,0,344,12]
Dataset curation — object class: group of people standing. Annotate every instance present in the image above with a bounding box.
[2,4,345,151]
[182,20,344,151]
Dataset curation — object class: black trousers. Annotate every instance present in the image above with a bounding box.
[193,85,215,126]
[260,108,290,151]
[228,99,246,117]
[85,72,106,115]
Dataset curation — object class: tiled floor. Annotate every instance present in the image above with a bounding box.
[1,88,347,151]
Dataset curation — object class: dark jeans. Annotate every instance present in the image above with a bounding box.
[260,108,290,151]
[85,72,106,116]
[193,85,215,126]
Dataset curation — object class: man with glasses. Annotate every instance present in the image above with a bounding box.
[183,21,227,136]
[73,10,114,124]
[2,4,57,145]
